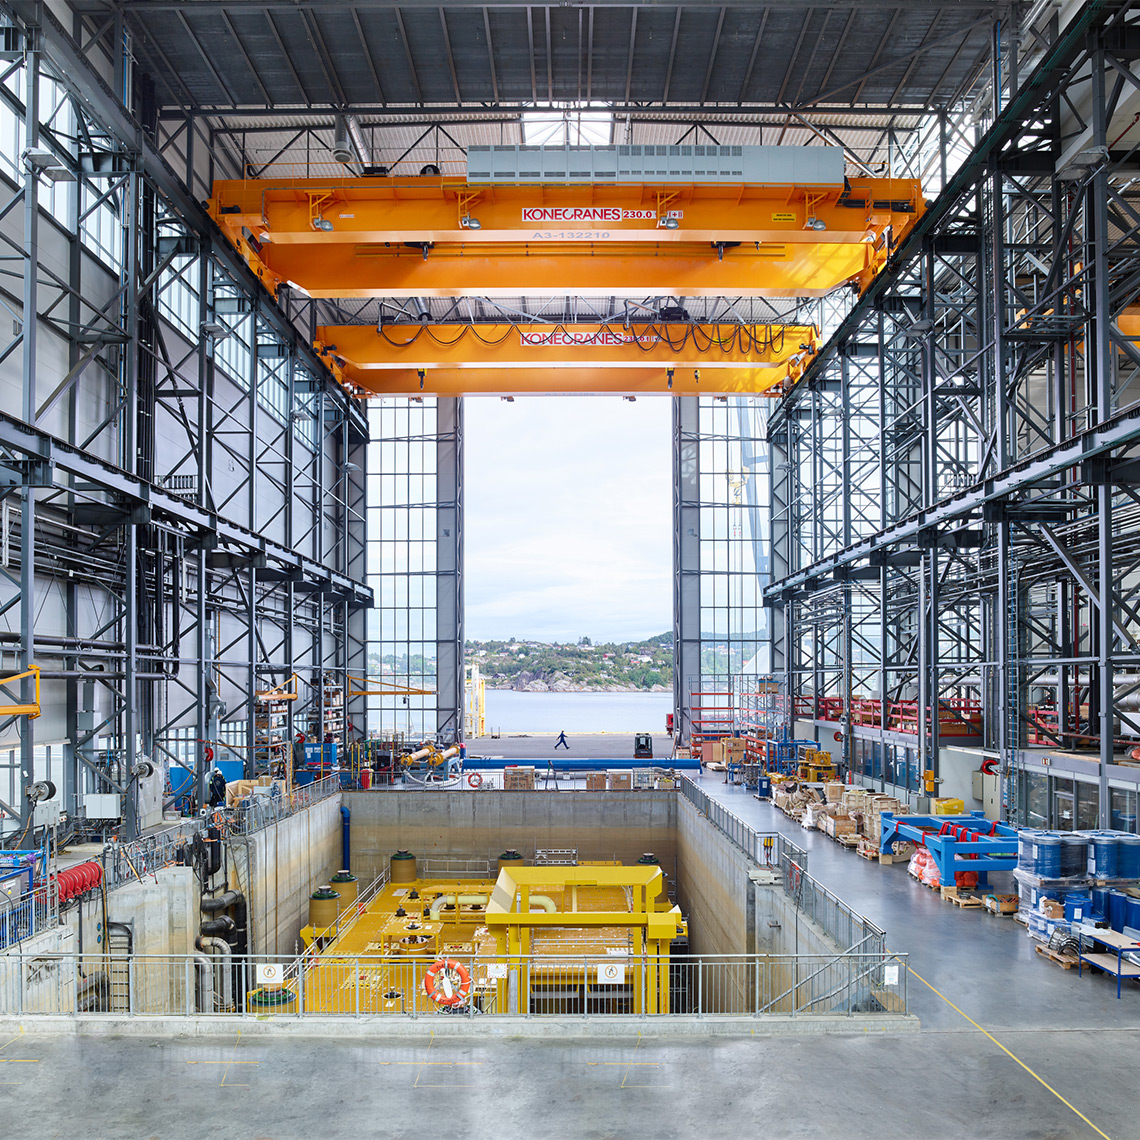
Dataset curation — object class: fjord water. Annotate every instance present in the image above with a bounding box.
[482,690,672,734]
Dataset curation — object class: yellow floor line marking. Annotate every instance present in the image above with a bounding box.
[0,1028,37,1064]
[217,1030,256,1089]
[405,1031,477,1088]
[906,963,1113,1140]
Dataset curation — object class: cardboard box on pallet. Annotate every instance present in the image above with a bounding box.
[503,766,535,790]
[609,773,632,791]
[824,782,844,803]
[823,814,858,838]
[585,772,607,791]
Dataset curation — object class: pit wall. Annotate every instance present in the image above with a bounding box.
[676,797,841,960]
[61,867,198,961]
[227,796,344,956]
[342,790,678,881]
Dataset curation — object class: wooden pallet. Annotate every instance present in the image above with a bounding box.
[1035,944,1080,970]
[942,887,983,908]
[1013,911,1029,927]
[983,905,1016,918]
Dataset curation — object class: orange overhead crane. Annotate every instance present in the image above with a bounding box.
[314,321,819,397]
[208,176,923,300]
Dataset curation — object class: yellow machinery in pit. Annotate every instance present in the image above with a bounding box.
[298,860,686,1015]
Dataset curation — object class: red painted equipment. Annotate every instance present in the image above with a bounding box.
[54,860,102,901]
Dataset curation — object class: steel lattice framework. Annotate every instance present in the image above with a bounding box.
[0,3,369,841]
[767,1,1140,826]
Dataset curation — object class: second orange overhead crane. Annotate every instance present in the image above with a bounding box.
[314,321,819,397]
[209,174,923,300]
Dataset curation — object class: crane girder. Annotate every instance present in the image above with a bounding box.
[314,321,819,397]
[209,175,923,299]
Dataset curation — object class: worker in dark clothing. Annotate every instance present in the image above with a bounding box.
[555,731,569,749]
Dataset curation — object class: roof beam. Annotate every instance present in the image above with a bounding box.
[176,11,240,104]
[793,9,831,107]
[300,9,347,106]
[265,10,312,105]
[700,7,726,106]
[814,8,856,98]
[219,11,272,106]
[737,9,769,104]
[526,7,537,103]
[483,8,499,104]
[663,7,683,104]
[351,9,387,106]
[393,8,424,105]
[625,8,638,105]
[776,8,814,105]
[160,103,933,121]
[439,8,462,104]
[85,0,1009,10]
[811,13,991,107]
[888,9,943,105]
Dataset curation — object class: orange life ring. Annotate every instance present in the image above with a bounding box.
[467,772,483,788]
[423,958,471,1007]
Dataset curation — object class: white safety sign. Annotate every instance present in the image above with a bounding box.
[596,963,626,985]
[256,963,284,985]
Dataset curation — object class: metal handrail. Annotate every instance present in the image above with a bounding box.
[0,948,909,1018]
[677,775,808,873]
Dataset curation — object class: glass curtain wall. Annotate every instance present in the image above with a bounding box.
[674,396,771,744]
[365,398,463,743]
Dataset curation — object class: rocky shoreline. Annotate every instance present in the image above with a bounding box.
[487,674,669,694]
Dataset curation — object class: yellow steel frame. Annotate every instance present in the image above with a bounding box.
[486,864,684,1014]
[347,675,435,698]
[0,664,40,719]
[315,321,819,397]
[255,672,299,701]
[209,174,923,300]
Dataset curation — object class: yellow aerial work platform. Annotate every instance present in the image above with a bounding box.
[300,865,685,1016]
[208,174,923,300]
[314,321,819,397]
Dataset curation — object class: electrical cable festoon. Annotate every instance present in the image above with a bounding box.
[374,321,790,356]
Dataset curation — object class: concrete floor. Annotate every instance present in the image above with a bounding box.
[468,730,677,763]
[7,768,1136,1139]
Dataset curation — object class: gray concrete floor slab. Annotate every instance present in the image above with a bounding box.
[1,1026,1132,1139]
[14,773,1137,1138]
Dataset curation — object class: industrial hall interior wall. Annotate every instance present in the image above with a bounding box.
[768,3,1140,833]
[0,9,370,842]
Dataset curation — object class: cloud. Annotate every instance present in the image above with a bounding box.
[464,396,672,641]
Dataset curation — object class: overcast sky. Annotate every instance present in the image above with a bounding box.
[463,396,672,643]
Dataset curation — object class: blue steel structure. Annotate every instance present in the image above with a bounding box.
[763,736,818,776]
[880,811,1019,888]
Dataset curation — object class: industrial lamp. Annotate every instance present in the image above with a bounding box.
[23,147,74,182]
[460,215,481,230]
[805,217,827,231]
[662,217,680,230]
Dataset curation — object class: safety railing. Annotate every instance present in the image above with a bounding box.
[782,857,886,958]
[229,774,341,835]
[678,776,808,874]
[417,857,494,879]
[0,949,907,1019]
[0,881,57,951]
[102,820,204,890]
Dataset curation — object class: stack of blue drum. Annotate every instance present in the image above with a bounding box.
[1016,829,1140,935]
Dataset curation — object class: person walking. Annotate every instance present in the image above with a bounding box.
[555,730,569,749]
